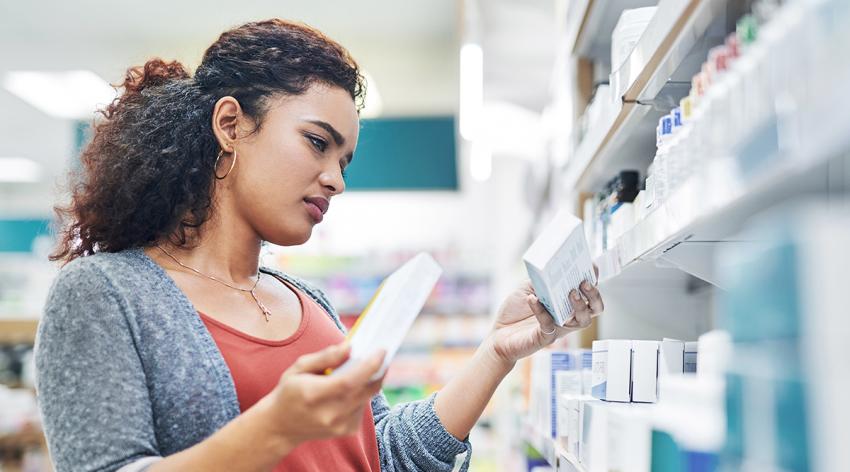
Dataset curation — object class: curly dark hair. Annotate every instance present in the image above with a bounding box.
[51,19,365,263]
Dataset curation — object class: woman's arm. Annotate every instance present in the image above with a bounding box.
[434,279,603,440]
[37,260,384,472]
[144,398,295,471]
[148,344,385,472]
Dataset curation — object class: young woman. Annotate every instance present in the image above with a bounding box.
[35,19,604,472]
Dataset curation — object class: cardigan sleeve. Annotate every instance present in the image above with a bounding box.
[283,272,472,471]
[35,258,161,472]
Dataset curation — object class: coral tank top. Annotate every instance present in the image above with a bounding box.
[199,275,380,471]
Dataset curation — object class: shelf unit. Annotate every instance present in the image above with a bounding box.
[523,420,586,472]
[593,22,850,288]
[517,0,850,469]
[562,0,743,194]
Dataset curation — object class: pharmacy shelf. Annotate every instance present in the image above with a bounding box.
[0,318,39,344]
[565,0,658,61]
[596,131,848,288]
[523,420,587,472]
[563,0,738,193]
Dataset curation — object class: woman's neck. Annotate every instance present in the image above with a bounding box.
[147,215,264,286]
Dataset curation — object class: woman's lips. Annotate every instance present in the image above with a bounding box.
[303,197,328,223]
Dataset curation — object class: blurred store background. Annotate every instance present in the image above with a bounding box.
[1,0,849,471]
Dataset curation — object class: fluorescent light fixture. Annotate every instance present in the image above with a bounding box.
[459,43,483,141]
[0,157,42,182]
[3,70,117,119]
[470,140,492,182]
[361,71,383,118]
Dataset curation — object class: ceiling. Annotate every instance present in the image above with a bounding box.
[0,0,559,215]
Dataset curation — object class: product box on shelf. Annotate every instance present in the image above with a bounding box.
[658,339,685,399]
[606,403,653,472]
[684,342,698,373]
[631,340,660,403]
[580,400,608,472]
[591,340,631,402]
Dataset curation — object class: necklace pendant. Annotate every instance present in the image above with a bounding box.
[257,299,272,322]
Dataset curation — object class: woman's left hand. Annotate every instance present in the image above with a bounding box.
[486,269,604,365]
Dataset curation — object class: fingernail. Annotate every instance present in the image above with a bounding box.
[572,291,580,301]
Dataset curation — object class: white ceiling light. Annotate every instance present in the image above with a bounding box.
[3,70,116,120]
[0,157,42,182]
[361,71,383,118]
[459,42,483,142]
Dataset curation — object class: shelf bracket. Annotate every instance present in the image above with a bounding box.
[654,241,753,289]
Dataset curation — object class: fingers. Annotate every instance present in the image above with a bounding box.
[580,280,604,316]
[568,289,593,328]
[292,342,351,374]
[330,349,386,392]
[593,264,600,280]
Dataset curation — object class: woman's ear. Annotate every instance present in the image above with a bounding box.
[211,96,242,149]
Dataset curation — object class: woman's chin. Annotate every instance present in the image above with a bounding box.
[266,227,313,247]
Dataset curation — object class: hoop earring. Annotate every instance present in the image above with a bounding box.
[214,148,237,180]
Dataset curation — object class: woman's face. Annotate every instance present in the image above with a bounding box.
[221,83,359,246]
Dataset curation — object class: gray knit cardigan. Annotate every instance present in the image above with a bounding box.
[34,247,471,472]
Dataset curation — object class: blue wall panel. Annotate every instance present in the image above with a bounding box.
[345,116,458,191]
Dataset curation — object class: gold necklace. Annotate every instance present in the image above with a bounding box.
[156,244,272,322]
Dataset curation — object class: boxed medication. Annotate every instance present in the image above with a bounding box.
[658,339,684,400]
[630,340,659,403]
[580,400,609,472]
[606,404,653,472]
[684,342,698,373]
[524,208,598,326]
[591,340,631,402]
[529,350,581,439]
[565,396,583,455]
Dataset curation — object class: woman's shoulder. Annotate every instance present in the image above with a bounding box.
[53,248,156,289]
[47,248,168,314]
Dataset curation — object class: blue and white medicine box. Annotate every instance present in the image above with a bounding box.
[591,340,631,402]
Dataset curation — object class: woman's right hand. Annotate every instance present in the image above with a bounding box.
[262,342,385,449]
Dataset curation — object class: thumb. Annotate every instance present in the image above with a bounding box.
[292,342,351,374]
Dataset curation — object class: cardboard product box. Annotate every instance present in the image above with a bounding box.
[592,340,632,402]
[631,340,660,403]
[524,209,598,326]
[606,403,653,472]
[580,400,609,472]
[549,351,578,438]
[659,339,684,373]
[578,349,594,396]
[566,396,583,455]
[684,342,698,373]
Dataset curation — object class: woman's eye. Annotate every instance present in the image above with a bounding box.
[307,135,327,152]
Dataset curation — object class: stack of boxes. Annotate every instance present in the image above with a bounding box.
[590,338,691,404]
[527,339,698,471]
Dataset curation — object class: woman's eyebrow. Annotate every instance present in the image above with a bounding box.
[304,119,345,147]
